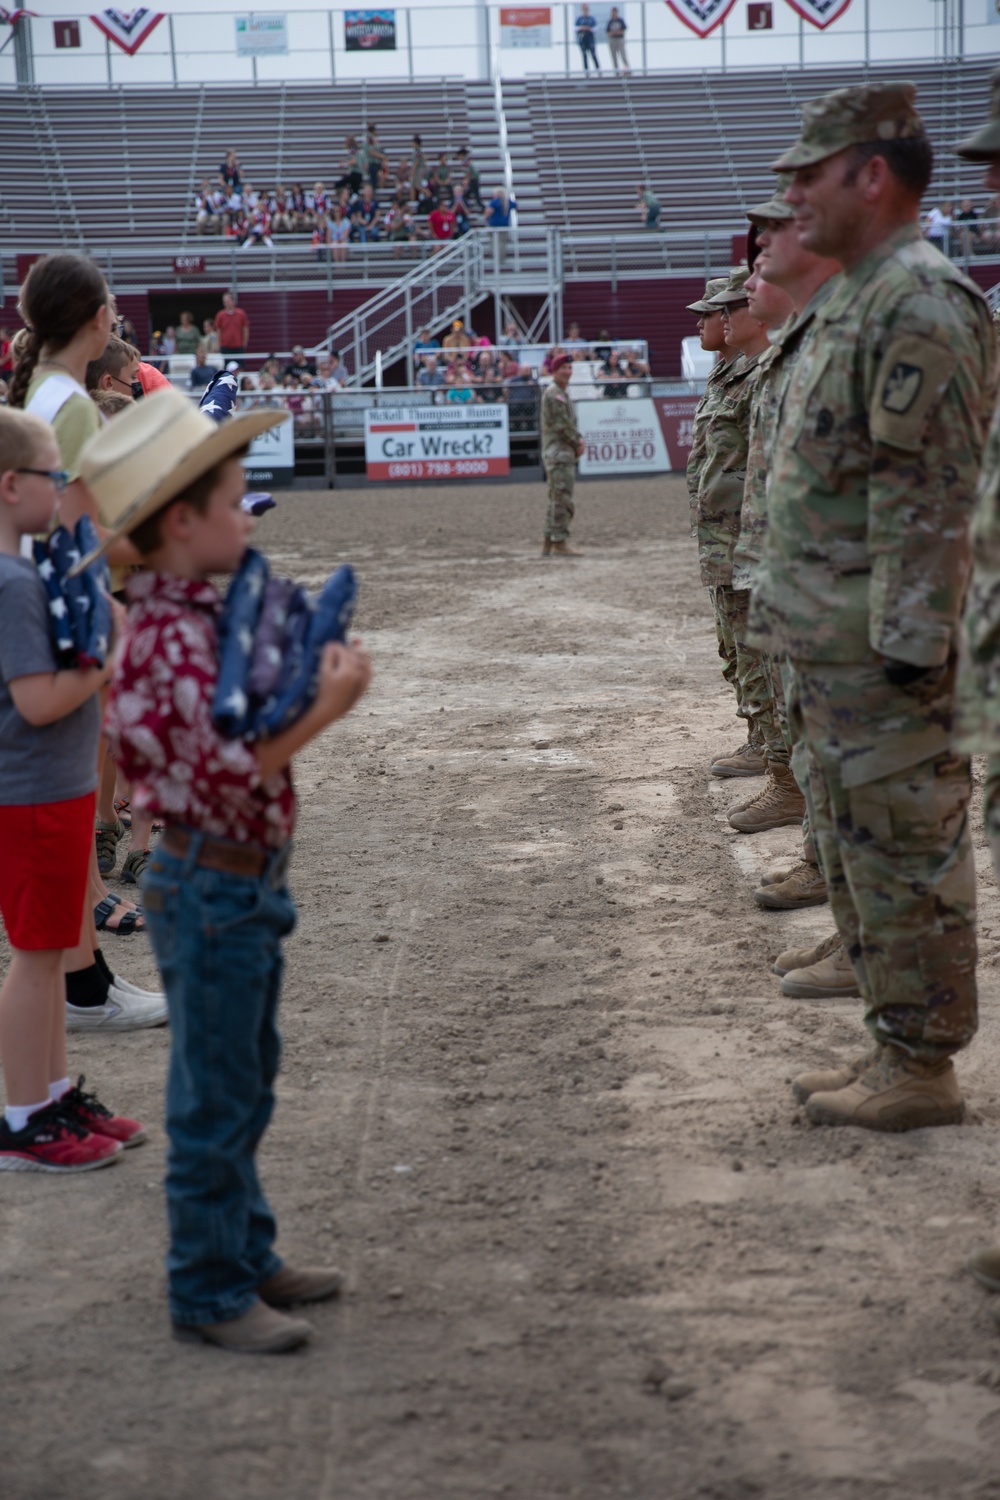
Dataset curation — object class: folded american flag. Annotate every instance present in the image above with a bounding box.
[33,515,112,670]
[198,370,277,517]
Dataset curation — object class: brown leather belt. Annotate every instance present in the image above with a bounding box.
[161,827,271,878]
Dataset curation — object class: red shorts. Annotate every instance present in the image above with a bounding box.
[0,793,95,950]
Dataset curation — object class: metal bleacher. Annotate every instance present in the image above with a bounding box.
[0,79,508,248]
[515,61,996,236]
[0,61,995,257]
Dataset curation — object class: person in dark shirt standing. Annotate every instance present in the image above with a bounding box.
[575,5,600,73]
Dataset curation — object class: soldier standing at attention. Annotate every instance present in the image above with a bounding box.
[951,69,1000,1305]
[684,275,731,544]
[540,353,585,557]
[696,268,770,781]
[749,83,995,1131]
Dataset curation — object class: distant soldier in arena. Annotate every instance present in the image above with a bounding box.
[952,68,1000,1305]
[750,83,995,1131]
[695,268,770,780]
[540,353,585,557]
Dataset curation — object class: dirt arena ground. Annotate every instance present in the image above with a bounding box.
[5,475,1000,1500]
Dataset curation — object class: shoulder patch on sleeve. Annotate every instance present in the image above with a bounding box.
[869,334,958,453]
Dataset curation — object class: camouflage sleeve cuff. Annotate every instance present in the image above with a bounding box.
[872,616,954,669]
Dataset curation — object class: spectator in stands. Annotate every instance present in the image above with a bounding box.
[954,197,982,255]
[195,178,224,235]
[598,348,630,398]
[188,347,218,391]
[593,328,613,360]
[314,355,348,392]
[289,184,309,230]
[636,183,661,230]
[161,327,177,358]
[241,181,260,213]
[414,327,440,358]
[411,134,429,196]
[351,184,382,243]
[505,363,539,432]
[606,8,630,73]
[624,344,650,378]
[387,198,417,252]
[330,204,351,262]
[219,148,241,193]
[284,345,317,381]
[214,291,250,362]
[455,148,483,210]
[445,362,476,404]
[174,311,201,356]
[452,192,472,240]
[444,319,474,354]
[497,322,520,359]
[575,5,600,72]
[328,350,350,387]
[485,188,516,264]
[366,125,387,193]
[308,182,328,223]
[313,213,333,261]
[417,356,445,390]
[542,343,568,375]
[335,139,363,197]
[149,331,170,375]
[201,317,220,356]
[242,204,274,251]
[428,200,457,246]
[924,199,954,255]
[563,322,589,354]
[269,187,293,234]
[475,352,503,402]
[430,153,453,205]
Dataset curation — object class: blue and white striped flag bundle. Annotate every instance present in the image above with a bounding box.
[33,515,112,670]
[197,370,276,517]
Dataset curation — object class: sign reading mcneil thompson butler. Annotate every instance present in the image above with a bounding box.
[365,404,510,481]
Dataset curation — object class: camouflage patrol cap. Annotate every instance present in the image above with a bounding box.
[956,66,1000,161]
[747,173,795,227]
[707,266,752,306]
[686,276,729,314]
[771,82,925,171]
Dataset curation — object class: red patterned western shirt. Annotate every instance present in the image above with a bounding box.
[104,572,295,849]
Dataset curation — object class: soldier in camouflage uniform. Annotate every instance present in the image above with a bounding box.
[951,69,1000,1308]
[540,352,585,557]
[749,82,995,1131]
[695,268,772,780]
[735,182,841,928]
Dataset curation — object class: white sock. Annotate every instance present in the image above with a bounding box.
[5,1099,51,1133]
[49,1077,72,1102]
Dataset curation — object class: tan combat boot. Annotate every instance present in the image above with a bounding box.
[754,861,828,910]
[805,1049,965,1131]
[728,763,806,833]
[173,1297,314,1354]
[710,738,766,779]
[772,929,840,978]
[551,540,582,557]
[541,538,553,556]
[791,1049,878,1104]
[780,941,860,999]
[967,1246,1000,1294]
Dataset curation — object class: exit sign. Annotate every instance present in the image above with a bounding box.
[172,255,206,274]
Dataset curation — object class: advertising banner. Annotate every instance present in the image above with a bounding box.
[345,9,397,49]
[578,399,671,476]
[234,13,288,55]
[365,405,510,481]
[242,418,294,487]
[653,395,699,470]
[784,0,852,28]
[500,7,552,46]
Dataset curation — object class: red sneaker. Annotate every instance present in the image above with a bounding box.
[57,1076,146,1149]
[0,1102,122,1173]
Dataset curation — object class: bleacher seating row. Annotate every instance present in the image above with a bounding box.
[0,61,993,255]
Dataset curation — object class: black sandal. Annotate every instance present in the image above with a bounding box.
[94,894,145,936]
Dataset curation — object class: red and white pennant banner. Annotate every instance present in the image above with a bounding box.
[90,8,164,54]
[784,0,853,28]
[667,0,852,34]
[665,0,738,38]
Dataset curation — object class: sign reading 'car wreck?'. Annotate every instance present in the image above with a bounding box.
[365,405,510,481]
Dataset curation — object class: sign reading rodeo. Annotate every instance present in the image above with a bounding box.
[365,405,510,481]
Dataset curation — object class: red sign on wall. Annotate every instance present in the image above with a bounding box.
[747,3,773,28]
[172,255,206,274]
[54,20,81,47]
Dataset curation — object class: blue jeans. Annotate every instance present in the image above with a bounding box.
[142,835,296,1326]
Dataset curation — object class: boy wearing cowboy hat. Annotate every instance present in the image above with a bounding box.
[78,389,372,1354]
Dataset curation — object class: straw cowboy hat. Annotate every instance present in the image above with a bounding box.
[70,386,288,574]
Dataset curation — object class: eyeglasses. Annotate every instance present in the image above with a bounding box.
[721,301,750,317]
[16,468,70,491]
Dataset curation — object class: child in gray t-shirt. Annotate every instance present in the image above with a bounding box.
[0,406,142,1173]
